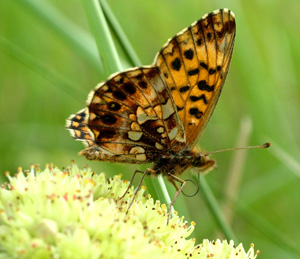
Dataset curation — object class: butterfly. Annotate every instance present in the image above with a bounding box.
[67,9,236,221]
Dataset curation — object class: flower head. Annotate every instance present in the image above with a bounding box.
[0,163,259,258]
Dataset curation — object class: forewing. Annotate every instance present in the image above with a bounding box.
[154,9,236,148]
[66,67,185,163]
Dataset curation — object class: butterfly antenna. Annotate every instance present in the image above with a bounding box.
[204,142,270,156]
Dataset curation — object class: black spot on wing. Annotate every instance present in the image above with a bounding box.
[209,68,216,75]
[113,90,127,100]
[122,83,136,94]
[189,108,203,119]
[179,86,190,93]
[138,81,147,89]
[200,62,208,70]
[197,80,215,92]
[190,94,208,104]
[183,49,194,60]
[100,114,117,125]
[188,68,199,76]
[171,58,181,71]
[196,38,202,46]
[206,32,212,41]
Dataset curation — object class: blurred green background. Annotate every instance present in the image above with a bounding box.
[1,0,299,257]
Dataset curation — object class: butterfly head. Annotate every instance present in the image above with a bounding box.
[191,151,217,175]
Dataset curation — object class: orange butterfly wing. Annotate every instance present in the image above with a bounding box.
[154,9,236,148]
[67,67,185,163]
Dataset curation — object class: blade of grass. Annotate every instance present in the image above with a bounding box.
[197,175,238,243]
[0,36,84,101]
[241,165,295,204]
[236,200,300,255]
[13,0,105,77]
[210,177,300,255]
[222,116,252,223]
[268,139,300,178]
[81,0,122,75]
[99,0,142,67]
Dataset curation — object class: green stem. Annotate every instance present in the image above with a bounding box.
[81,0,122,75]
[197,176,238,242]
[99,0,142,67]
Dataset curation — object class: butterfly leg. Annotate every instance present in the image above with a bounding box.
[119,169,144,200]
[166,174,186,224]
[120,168,156,214]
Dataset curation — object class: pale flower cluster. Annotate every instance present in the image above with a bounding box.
[0,163,259,258]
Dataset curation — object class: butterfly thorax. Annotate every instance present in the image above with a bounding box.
[152,148,216,176]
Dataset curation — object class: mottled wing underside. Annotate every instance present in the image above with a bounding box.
[67,109,94,146]
[67,67,185,163]
[154,9,236,148]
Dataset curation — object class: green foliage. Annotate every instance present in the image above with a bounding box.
[1,0,299,258]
